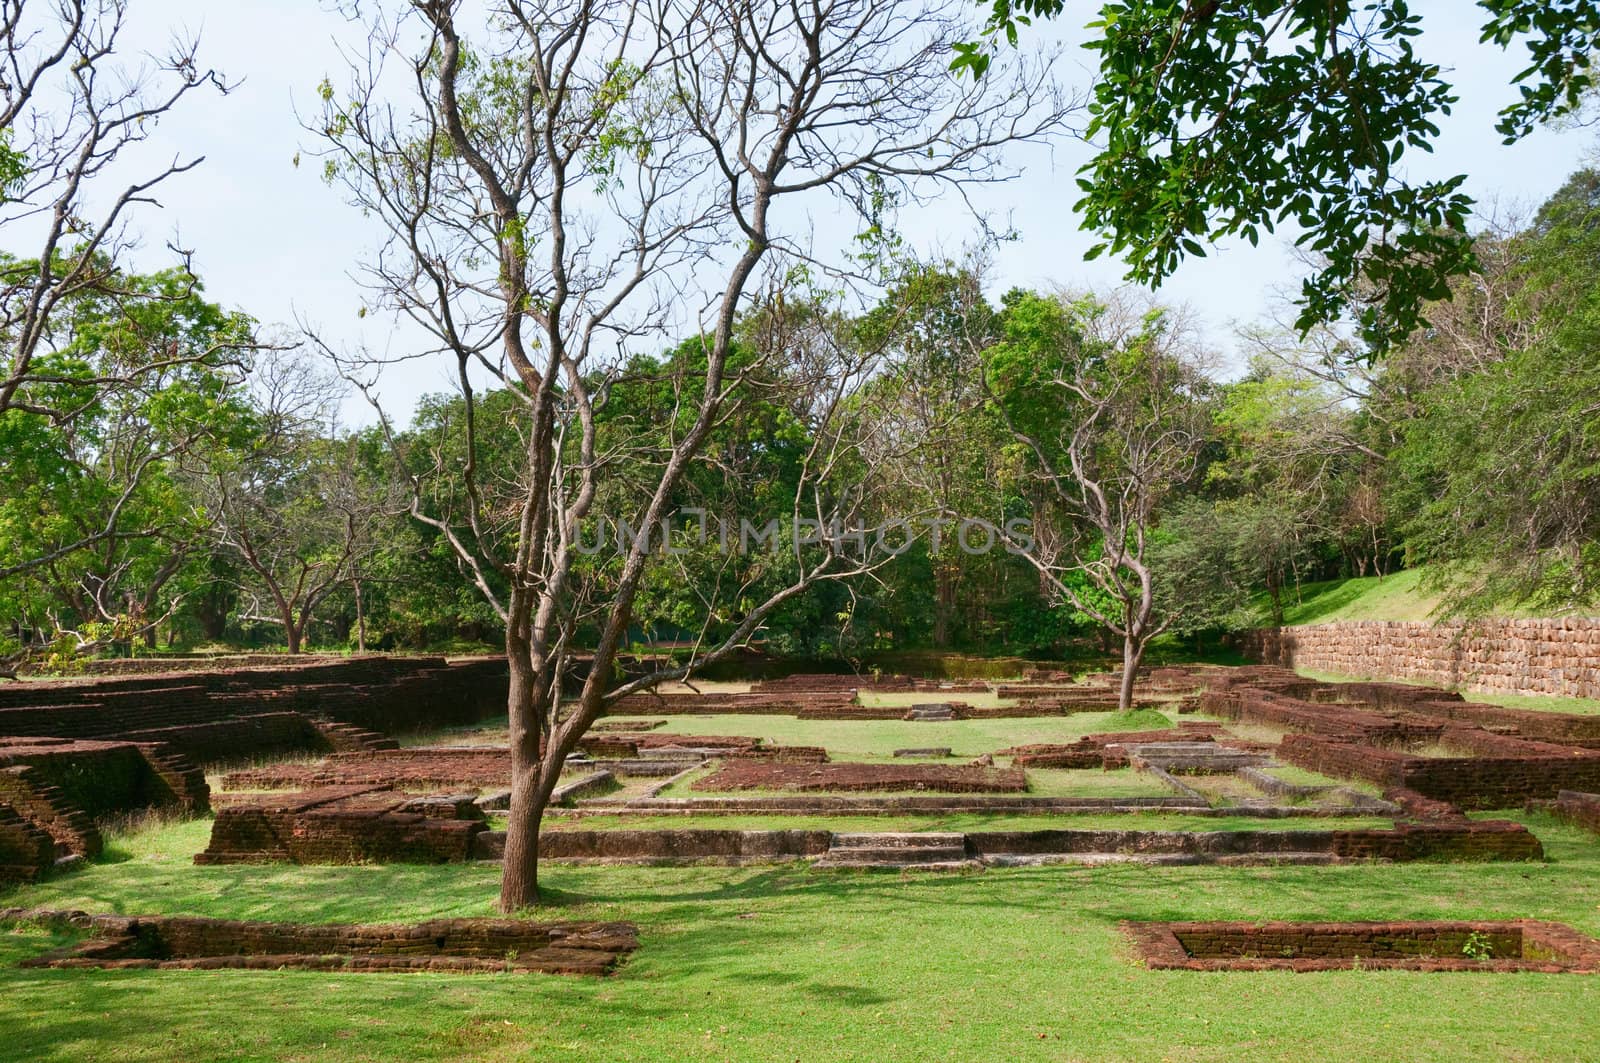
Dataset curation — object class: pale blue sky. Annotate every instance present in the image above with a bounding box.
[106,1,1596,419]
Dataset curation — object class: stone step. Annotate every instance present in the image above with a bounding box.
[824,846,967,864]
[981,851,1340,868]
[811,856,981,872]
[829,832,965,849]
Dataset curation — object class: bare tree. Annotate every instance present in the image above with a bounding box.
[988,291,1212,710]
[0,1,244,583]
[193,351,390,655]
[312,0,1071,908]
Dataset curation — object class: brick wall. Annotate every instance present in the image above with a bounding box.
[1544,790,1600,834]
[1279,733,1600,810]
[1243,618,1600,698]
[0,656,510,764]
[9,910,638,976]
[1125,919,1600,972]
[197,785,486,865]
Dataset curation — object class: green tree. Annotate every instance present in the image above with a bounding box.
[0,266,254,666]
[985,289,1213,709]
[1388,170,1600,615]
[315,0,1068,909]
[959,1,1600,352]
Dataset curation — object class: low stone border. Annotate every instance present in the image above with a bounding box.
[1531,790,1600,834]
[690,760,1028,794]
[1124,919,1600,972]
[574,794,1207,815]
[465,821,1543,866]
[3,909,637,976]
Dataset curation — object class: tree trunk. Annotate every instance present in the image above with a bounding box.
[1119,634,1140,712]
[354,577,367,653]
[933,564,954,648]
[284,620,302,655]
[499,637,543,911]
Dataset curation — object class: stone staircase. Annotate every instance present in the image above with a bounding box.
[903,703,957,722]
[812,832,979,871]
[312,719,401,753]
[132,743,212,814]
[0,765,102,858]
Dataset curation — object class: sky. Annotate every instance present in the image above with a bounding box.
[97,0,1599,421]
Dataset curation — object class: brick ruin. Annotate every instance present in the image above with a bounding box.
[219,735,829,792]
[997,722,1226,769]
[1534,790,1600,835]
[689,760,1030,794]
[601,670,1176,719]
[0,655,510,882]
[1244,617,1600,698]
[0,738,210,880]
[1124,919,1600,973]
[184,663,1588,866]
[1197,667,1600,809]
[197,785,488,865]
[7,909,638,976]
[0,656,508,763]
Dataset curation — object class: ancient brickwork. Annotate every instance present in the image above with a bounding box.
[474,828,835,863]
[998,723,1225,769]
[0,766,102,857]
[0,656,509,764]
[0,738,208,819]
[223,748,513,791]
[0,804,55,883]
[1541,790,1600,834]
[691,761,1029,793]
[8,910,638,976]
[196,784,487,865]
[1279,733,1600,809]
[1244,619,1600,698]
[1125,920,1600,972]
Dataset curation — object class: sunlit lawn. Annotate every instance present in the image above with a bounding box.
[4,812,1600,1061]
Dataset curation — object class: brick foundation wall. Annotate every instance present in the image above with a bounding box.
[0,804,55,882]
[1280,733,1600,809]
[0,738,207,819]
[1125,919,1600,972]
[6,910,638,976]
[1243,618,1600,698]
[0,656,510,760]
[1543,790,1600,834]
[196,785,486,865]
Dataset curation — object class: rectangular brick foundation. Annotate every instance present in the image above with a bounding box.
[1125,919,1600,972]
[7,910,636,976]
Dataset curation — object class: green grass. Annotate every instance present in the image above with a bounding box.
[1018,768,1172,798]
[1295,668,1600,717]
[1253,569,1443,626]
[651,766,1174,801]
[1252,566,1600,629]
[855,690,1015,709]
[413,710,1180,759]
[5,812,1600,1061]
[648,710,1177,758]
[546,811,1395,832]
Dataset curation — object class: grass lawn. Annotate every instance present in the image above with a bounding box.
[4,812,1600,1061]
[544,811,1397,832]
[650,710,1177,758]
[1296,668,1600,717]
[855,690,1017,709]
[412,710,1180,759]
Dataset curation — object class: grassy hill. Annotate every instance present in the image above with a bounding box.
[1251,568,1444,627]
